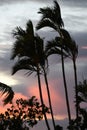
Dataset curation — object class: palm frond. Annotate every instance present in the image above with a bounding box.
[36,19,57,31]
[38,7,53,20]
[59,29,78,59]
[46,48,62,58]
[26,20,34,40]
[45,37,68,58]
[65,39,78,59]
[53,0,64,27]
[12,26,25,38]
[71,40,78,59]
[12,58,37,75]
[0,82,14,105]
[11,41,24,59]
[24,71,34,77]
[37,0,64,31]
[61,29,72,42]
[46,38,60,51]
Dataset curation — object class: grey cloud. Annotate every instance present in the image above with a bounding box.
[0,0,50,5]
[0,46,12,73]
[0,0,86,120]
[70,32,87,57]
[0,0,87,8]
[61,0,87,8]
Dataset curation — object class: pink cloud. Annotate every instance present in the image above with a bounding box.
[0,78,74,119]
[0,92,28,114]
[13,92,27,101]
[27,79,67,119]
[81,46,87,49]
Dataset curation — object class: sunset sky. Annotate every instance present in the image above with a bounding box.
[0,0,87,129]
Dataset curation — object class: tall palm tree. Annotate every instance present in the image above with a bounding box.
[0,82,14,105]
[60,29,79,127]
[36,0,71,126]
[46,28,79,129]
[56,29,79,128]
[11,20,50,130]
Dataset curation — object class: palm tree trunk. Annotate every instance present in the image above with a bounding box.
[61,47,71,125]
[73,58,79,130]
[43,67,56,130]
[37,65,50,130]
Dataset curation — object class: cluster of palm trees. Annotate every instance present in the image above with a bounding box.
[0,0,85,130]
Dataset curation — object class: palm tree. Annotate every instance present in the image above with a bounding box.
[58,29,79,128]
[45,28,79,129]
[11,20,50,130]
[0,82,14,105]
[36,0,71,126]
[60,29,79,128]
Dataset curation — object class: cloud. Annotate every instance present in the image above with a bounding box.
[0,92,28,113]
[27,79,74,119]
[81,46,87,50]
[29,118,68,130]
[0,0,52,7]
[0,0,87,121]
[61,0,87,8]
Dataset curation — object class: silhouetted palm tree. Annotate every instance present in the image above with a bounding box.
[36,0,71,126]
[46,29,79,129]
[0,82,14,105]
[60,29,79,128]
[11,20,50,130]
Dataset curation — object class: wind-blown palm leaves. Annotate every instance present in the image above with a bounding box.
[60,29,79,125]
[60,29,78,60]
[0,82,14,105]
[46,28,79,128]
[45,36,68,58]
[11,20,50,130]
[36,0,71,127]
[36,0,64,31]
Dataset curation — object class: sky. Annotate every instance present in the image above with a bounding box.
[0,0,87,129]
